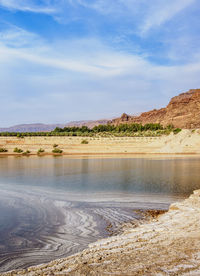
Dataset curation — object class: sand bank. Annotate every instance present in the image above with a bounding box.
[2,189,200,275]
[0,129,200,156]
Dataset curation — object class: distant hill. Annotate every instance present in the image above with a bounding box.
[109,89,200,129]
[65,119,109,129]
[2,88,200,132]
[0,123,65,133]
[0,119,109,132]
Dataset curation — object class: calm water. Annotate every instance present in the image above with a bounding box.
[0,156,200,195]
[0,155,200,271]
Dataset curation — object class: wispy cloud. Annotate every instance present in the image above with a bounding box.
[0,0,196,36]
[140,0,196,35]
[0,25,200,126]
[0,1,200,125]
[0,33,133,77]
[0,25,146,77]
[0,25,42,47]
[0,0,56,14]
[66,0,196,35]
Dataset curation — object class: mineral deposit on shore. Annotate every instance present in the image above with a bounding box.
[2,189,200,276]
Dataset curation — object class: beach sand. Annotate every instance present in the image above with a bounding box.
[0,129,200,156]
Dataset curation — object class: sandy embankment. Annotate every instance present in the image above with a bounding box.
[2,189,200,276]
[0,129,200,155]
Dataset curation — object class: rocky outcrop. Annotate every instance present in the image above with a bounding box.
[109,89,200,128]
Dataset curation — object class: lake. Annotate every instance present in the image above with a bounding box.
[0,155,200,272]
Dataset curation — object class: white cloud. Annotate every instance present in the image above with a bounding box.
[0,0,196,36]
[0,27,146,77]
[0,0,55,13]
[0,25,42,47]
[66,0,196,35]
[0,26,200,125]
[140,0,196,35]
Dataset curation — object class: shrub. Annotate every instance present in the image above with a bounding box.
[37,148,45,154]
[173,128,182,134]
[81,139,89,144]
[17,133,24,138]
[52,148,63,154]
[13,147,23,153]
[166,124,174,130]
[22,150,31,155]
[53,144,58,148]
[0,148,8,152]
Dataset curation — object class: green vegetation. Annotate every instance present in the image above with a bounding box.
[22,150,31,155]
[173,128,182,134]
[52,148,63,154]
[166,124,174,130]
[13,147,23,153]
[0,123,182,138]
[0,148,8,152]
[37,148,45,154]
[17,133,24,138]
[53,144,58,147]
[81,139,89,144]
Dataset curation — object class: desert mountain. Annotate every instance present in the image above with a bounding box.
[0,120,109,132]
[109,89,200,129]
[1,89,200,132]
[65,119,109,129]
[0,124,65,133]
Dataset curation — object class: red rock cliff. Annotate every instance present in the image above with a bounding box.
[109,89,200,128]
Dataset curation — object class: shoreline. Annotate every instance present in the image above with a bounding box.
[0,152,199,157]
[0,188,172,274]
[1,129,200,156]
[0,177,177,274]
[2,190,200,275]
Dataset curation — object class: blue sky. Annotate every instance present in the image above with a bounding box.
[0,0,200,126]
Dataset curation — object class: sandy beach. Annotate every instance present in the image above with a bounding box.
[0,129,200,156]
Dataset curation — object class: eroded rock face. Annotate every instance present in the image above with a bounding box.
[110,89,200,128]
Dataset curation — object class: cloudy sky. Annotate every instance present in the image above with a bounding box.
[0,0,200,126]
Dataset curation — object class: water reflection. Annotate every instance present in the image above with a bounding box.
[0,156,200,271]
[0,156,200,196]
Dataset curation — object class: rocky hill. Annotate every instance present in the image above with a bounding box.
[0,123,65,133]
[65,119,109,129]
[0,120,109,132]
[2,89,200,132]
[109,89,200,128]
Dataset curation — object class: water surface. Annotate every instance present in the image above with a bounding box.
[0,156,200,272]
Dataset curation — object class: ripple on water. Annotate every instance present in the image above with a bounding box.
[0,186,173,272]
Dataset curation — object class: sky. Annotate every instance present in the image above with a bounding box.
[0,0,200,126]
